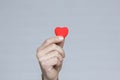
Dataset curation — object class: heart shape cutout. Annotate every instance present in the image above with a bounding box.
[55,27,69,38]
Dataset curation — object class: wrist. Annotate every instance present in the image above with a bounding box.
[41,74,58,80]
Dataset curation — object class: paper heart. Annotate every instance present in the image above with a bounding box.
[55,27,69,38]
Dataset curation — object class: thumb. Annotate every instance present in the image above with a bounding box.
[57,39,65,48]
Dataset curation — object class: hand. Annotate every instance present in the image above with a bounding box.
[36,36,65,80]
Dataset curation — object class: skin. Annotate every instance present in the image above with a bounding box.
[36,36,65,80]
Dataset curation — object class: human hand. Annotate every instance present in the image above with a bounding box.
[36,36,65,80]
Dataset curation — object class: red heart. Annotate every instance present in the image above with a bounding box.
[55,27,69,38]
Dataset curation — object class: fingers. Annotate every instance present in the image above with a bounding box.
[37,44,65,59]
[38,51,63,71]
[36,36,65,75]
[46,57,61,71]
[39,36,64,50]
[36,36,66,80]
[43,57,61,71]
[39,51,64,62]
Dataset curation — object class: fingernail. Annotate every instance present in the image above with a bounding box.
[58,36,64,40]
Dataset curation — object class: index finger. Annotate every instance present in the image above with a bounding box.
[40,36,64,49]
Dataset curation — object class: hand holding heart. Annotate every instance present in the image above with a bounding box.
[36,27,69,80]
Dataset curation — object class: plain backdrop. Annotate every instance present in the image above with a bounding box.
[0,0,120,80]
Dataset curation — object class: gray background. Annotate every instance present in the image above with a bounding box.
[0,0,120,80]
